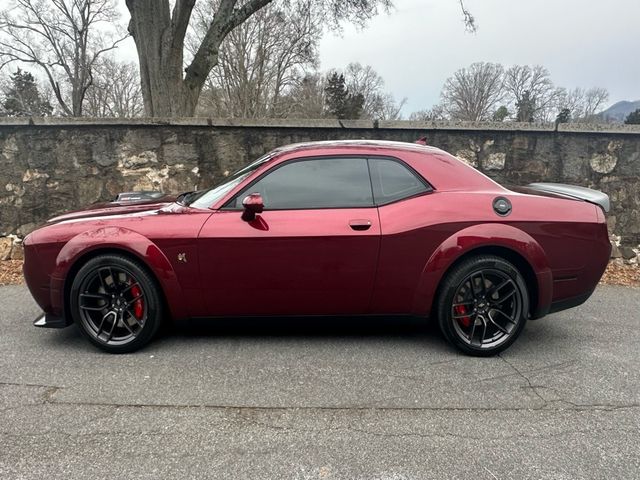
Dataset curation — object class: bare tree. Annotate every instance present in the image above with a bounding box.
[192,0,321,118]
[440,62,505,121]
[344,62,406,120]
[555,87,609,123]
[126,0,476,117]
[583,87,609,120]
[84,57,144,117]
[409,104,448,121]
[0,0,124,116]
[279,72,325,118]
[503,65,561,122]
[127,0,394,117]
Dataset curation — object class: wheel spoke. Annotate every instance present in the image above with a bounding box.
[79,305,108,311]
[79,293,109,311]
[469,317,487,347]
[469,319,477,344]
[125,306,144,328]
[453,311,473,319]
[479,272,487,296]
[97,310,117,337]
[487,278,510,297]
[106,267,118,289]
[106,311,119,341]
[120,312,136,336]
[488,311,509,334]
[96,311,109,336]
[121,282,140,295]
[97,269,109,291]
[453,300,475,308]
[492,308,517,325]
[467,278,480,301]
[495,288,516,304]
[126,293,144,306]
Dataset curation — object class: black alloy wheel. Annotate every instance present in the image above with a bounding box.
[69,254,163,353]
[437,255,529,356]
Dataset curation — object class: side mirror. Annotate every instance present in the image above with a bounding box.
[241,193,264,221]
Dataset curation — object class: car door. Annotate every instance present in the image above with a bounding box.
[366,157,435,314]
[197,156,381,316]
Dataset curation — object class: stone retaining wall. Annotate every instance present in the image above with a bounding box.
[1,118,639,248]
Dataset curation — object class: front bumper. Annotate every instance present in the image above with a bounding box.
[33,312,73,329]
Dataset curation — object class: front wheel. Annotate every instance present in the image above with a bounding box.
[69,254,163,353]
[436,255,529,356]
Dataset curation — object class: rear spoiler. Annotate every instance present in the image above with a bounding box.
[527,183,610,213]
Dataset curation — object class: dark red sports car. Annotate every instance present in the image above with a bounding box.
[23,140,611,355]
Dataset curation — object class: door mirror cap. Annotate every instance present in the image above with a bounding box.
[241,193,264,221]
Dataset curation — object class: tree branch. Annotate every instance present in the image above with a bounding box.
[185,0,274,88]
[171,0,196,51]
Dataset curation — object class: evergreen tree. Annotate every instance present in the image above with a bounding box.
[515,90,536,122]
[492,106,509,122]
[556,108,571,124]
[2,69,53,117]
[624,109,640,125]
[324,72,364,119]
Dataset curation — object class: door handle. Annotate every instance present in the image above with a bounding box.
[349,219,372,231]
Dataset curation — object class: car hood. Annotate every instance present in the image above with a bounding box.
[46,195,178,225]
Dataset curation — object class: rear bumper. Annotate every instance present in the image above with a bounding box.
[547,288,595,315]
[33,312,73,329]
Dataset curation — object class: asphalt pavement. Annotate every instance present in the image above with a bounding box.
[1,284,639,479]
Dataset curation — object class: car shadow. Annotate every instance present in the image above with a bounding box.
[167,315,439,341]
[39,313,567,356]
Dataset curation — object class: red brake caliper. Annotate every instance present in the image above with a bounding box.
[130,284,144,320]
[454,305,472,328]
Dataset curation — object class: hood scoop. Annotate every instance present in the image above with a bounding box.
[114,191,165,203]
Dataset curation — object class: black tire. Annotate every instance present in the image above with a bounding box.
[436,255,529,356]
[69,254,163,353]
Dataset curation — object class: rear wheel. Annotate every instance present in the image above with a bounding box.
[437,255,529,356]
[69,254,163,353]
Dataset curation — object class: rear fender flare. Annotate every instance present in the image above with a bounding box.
[412,223,553,317]
[51,226,187,320]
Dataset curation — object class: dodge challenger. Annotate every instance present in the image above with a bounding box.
[23,140,611,355]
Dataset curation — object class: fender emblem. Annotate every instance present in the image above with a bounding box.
[177,253,187,263]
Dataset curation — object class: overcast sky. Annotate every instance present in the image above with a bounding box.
[317,0,640,115]
[113,0,639,116]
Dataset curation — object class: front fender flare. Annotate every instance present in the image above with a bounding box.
[50,226,187,320]
[411,223,553,317]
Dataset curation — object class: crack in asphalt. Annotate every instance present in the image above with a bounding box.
[3,410,639,442]
[498,354,549,405]
[6,398,640,413]
[0,380,640,412]
[2,380,639,414]
[471,360,577,385]
[235,408,640,441]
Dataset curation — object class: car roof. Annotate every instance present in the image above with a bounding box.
[241,139,505,195]
[269,139,448,156]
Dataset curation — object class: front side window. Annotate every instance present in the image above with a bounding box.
[369,158,430,205]
[230,157,374,210]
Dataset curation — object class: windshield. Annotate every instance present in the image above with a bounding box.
[187,152,276,209]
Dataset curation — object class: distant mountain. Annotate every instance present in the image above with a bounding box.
[599,100,640,122]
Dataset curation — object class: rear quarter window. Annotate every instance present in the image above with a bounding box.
[369,158,431,205]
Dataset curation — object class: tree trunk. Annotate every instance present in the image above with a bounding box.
[127,0,273,117]
[127,0,209,117]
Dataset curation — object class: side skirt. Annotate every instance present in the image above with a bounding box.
[33,312,73,329]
